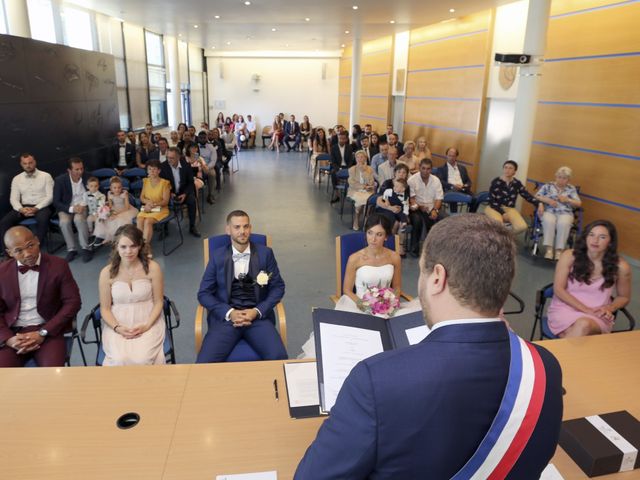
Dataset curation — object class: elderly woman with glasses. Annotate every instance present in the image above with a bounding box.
[535,166,582,260]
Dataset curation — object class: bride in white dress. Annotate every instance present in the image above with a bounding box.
[300,214,421,358]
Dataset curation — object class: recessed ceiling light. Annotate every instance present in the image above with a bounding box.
[244,1,251,5]
[304,17,310,22]
[214,15,220,19]
[285,44,289,47]
[178,34,182,37]
[341,44,345,48]
[211,46,216,49]
[271,27,277,31]
[352,5,358,10]
[449,8,455,13]
[345,30,350,34]
[193,24,198,28]
[389,20,395,24]
[226,41,232,45]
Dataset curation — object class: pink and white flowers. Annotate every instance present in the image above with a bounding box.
[358,285,401,318]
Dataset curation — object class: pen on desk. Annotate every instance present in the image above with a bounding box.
[273,379,279,401]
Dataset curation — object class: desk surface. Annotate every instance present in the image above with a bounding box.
[0,331,638,479]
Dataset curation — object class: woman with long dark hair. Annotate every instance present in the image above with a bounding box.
[547,220,631,337]
[98,224,166,365]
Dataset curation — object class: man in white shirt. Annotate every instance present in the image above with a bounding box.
[0,153,54,254]
[246,115,257,148]
[376,145,400,185]
[52,158,92,263]
[157,137,169,163]
[371,142,389,176]
[407,158,444,257]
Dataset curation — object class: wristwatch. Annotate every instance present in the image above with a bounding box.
[38,328,48,337]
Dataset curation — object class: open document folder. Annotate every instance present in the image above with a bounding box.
[312,308,429,413]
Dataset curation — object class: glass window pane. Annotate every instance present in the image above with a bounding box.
[145,31,163,66]
[27,0,56,43]
[150,100,166,126]
[62,6,94,50]
[117,88,129,130]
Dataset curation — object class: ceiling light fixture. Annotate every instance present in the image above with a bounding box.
[211,46,216,49]
[352,5,358,10]
[304,17,310,22]
[193,24,198,28]
[271,27,277,31]
[449,8,455,13]
[244,1,251,5]
[341,44,345,48]
[178,34,182,37]
[389,20,395,24]
[214,15,220,19]
[345,30,350,34]
[226,41,232,45]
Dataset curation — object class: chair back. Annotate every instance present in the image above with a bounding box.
[443,191,473,214]
[121,168,147,179]
[204,233,270,265]
[335,232,398,298]
[91,168,117,179]
[316,153,331,163]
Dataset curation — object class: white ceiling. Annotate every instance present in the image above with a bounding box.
[69,0,509,53]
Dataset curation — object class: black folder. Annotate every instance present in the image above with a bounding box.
[313,308,428,413]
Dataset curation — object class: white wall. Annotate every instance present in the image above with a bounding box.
[206,56,339,133]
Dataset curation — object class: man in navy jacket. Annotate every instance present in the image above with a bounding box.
[296,214,563,479]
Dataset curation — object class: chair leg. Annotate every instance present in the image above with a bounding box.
[162,217,184,256]
[75,334,87,366]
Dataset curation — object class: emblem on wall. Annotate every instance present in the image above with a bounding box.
[498,65,517,90]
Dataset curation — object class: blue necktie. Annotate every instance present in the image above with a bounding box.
[232,252,250,262]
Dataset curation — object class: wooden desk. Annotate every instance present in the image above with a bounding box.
[0,365,191,480]
[536,330,640,479]
[163,361,324,479]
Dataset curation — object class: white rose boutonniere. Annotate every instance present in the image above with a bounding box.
[256,271,271,287]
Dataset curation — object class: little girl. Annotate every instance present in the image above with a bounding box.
[93,176,138,246]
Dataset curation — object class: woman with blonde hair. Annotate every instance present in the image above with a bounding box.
[415,136,432,162]
[268,114,284,152]
[348,150,376,230]
[398,140,418,174]
[535,166,582,260]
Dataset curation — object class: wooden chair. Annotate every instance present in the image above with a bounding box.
[194,234,287,360]
[261,126,272,148]
[332,232,413,303]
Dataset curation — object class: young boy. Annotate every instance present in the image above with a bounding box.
[83,177,106,238]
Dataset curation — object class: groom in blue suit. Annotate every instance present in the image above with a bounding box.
[196,210,288,363]
[296,214,563,479]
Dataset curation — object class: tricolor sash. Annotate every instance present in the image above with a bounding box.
[451,331,547,479]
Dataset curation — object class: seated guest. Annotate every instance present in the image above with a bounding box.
[83,177,106,239]
[187,125,197,138]
[359,136,372,164]
[0,153,53,255]
[548,220,631,337]
[98,225,166,365]
[348,151,376,230]
[378,162,410,194]
[408,159,444,257]
[196,210,288,363]
[376,145,401,186]
[300,115,312,150]
[169,130,180,148]
[350,124,363,150]
[157,137,169,163]
[221,123,237,159]
[137,159,171,251]
[330,131,354,203]
[435,147,473,213]
[215,112,225,130]
[375,178,410,255]
[53,157,92,263]
[310,126,331,176]
[196,131,217,204]
[387,132,404,156]
[369,132,380,157]
[144,123,156,144]
[93,176,138,247]
[378,123,394,144]
[268,115,284,152]
[111,130,136,174]
[234,115,247,149]
[415,136,432,162]
[486,160,539,235]
[330,125,344,146]
[136,132,158,168]
[361,123,373,142]
[245,114,257,148]
[370,142,389,177]
[296,214,563,479]
[398,140,418,174]
[535,166,582,260]
[185,142,209,197]
[208,127,229,183]
[126,130,137,148]
[0,226,81,367]
[160,147,201,238]
[284,114,301,152]
[177,131,193,155]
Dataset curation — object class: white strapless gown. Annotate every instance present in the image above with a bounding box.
[299,264,422,358]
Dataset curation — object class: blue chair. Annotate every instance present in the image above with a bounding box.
[121,168,147,196]
[473,191,490,212]
[194,234,287,362]
[315,153,331,187]
[443,191,473,214]
[80,296,180,365]
[90,168,117,179]
[530,283,636,340]
[25,319,87,367]
[332,232,412,303]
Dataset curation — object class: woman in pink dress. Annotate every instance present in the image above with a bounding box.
[98,224,166,365]
[548,220,632,337]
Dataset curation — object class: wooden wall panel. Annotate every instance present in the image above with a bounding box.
[360,74,390,96]
[530,0,640,257]
[339,76,351,93]
[409,11,491,45]
[406,68,485,99]
[404,99,482,134]
[403,124,478,169]
[409,33,489,71]
[540,57,640,104]
[358,37,392,130]
[337,46,352,127]
[546,2,640,58]
[534,105,640,157]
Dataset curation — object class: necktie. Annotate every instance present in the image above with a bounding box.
[18,264,39,274]
[232,252,250,262]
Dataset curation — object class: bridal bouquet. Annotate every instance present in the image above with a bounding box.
[97,204,112,221]
[358,285,401,318]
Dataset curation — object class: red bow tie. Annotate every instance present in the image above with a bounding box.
[18,264,39,274]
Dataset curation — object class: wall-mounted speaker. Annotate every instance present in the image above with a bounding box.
[321,62,327,80]
[219,62,224,79]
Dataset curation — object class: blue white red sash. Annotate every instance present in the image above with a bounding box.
[451,331,547,479]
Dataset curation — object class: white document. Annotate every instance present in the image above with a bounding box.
[319,323,384,412]
[405,324,430,345]
[539,464,564,480]
[216,471,277,480]
[284,362,319,408]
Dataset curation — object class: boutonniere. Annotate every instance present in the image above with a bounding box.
[255,270,272,287]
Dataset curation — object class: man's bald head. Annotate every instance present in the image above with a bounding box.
[5,227,40,266]
[4,226,35,250]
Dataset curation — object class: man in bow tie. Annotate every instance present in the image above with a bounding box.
[0,226,81,367]
[196,210,287,363]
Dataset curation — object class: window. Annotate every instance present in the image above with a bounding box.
[61,5,94,50]
[145,30,167,127]
[27,0,56,43]
[0,0,7,34]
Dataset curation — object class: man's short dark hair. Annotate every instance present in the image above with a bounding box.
[421,214,515,315]
[338,131,348,137]
[158,137,168,144]
[446,147,459,156]
[20,152,34,161]
[167,146,182,156]
[393,163,409,175]
[67,157,83,169]
[504,160,518,170]
[146,158,161,169]
[226,210,250,224]
[419,158,433,168]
